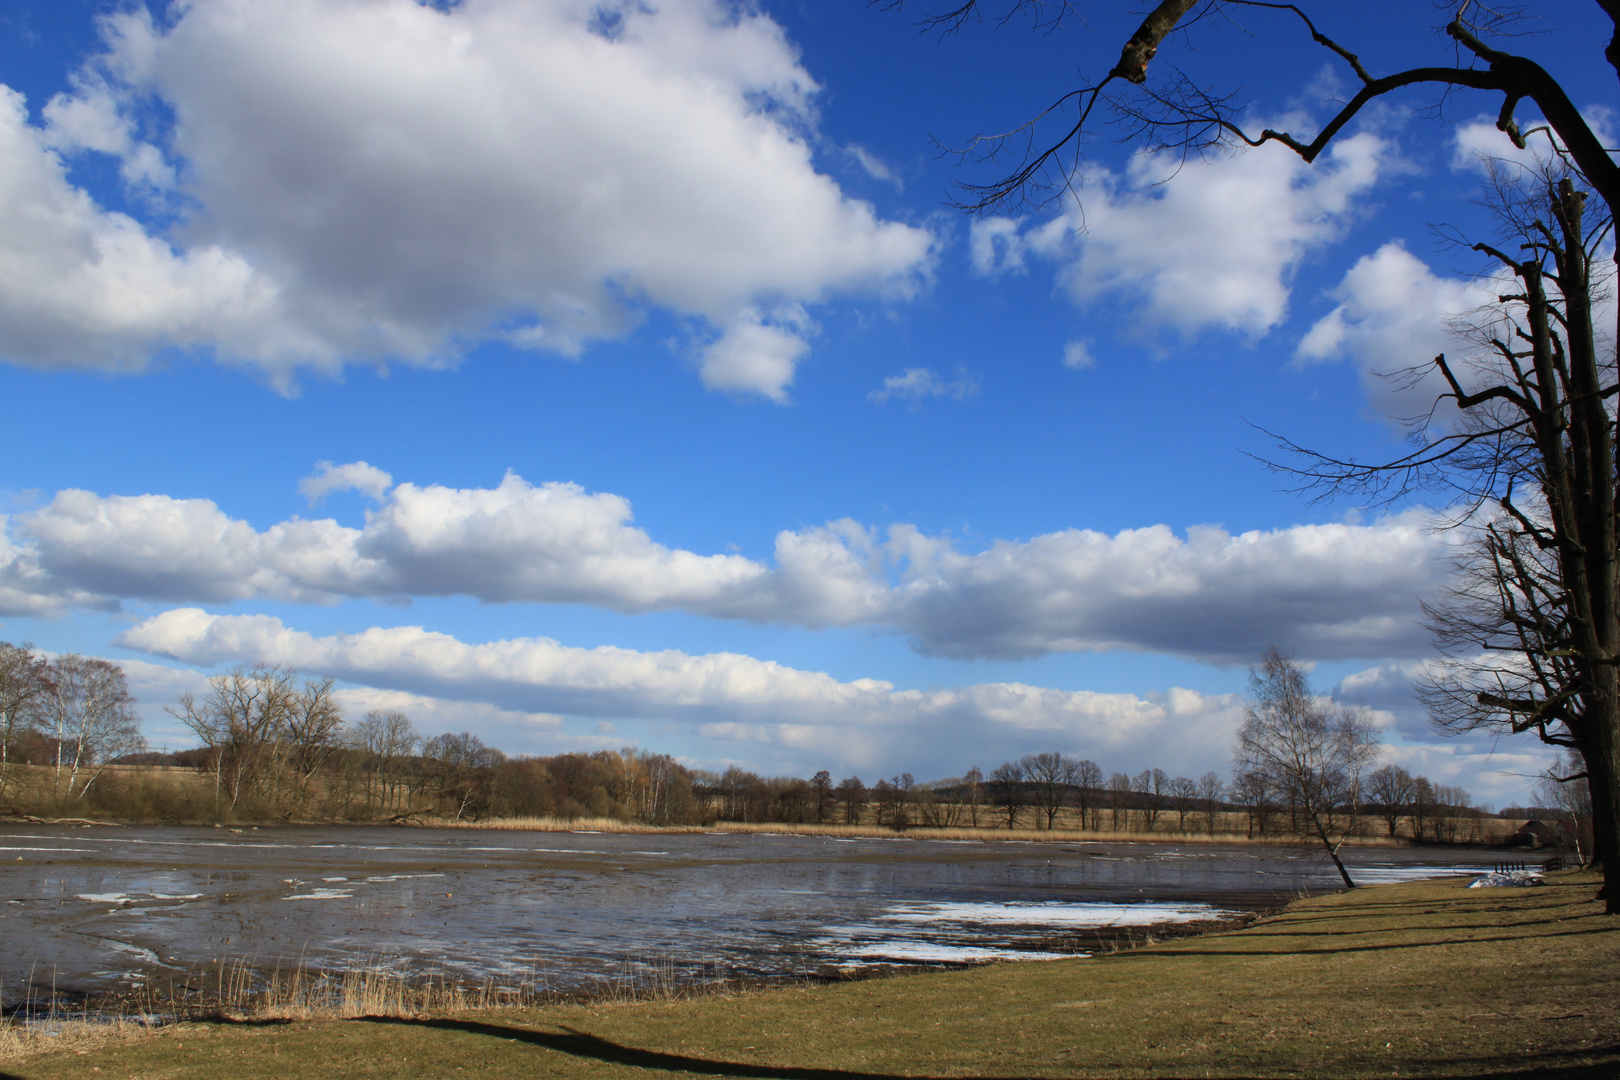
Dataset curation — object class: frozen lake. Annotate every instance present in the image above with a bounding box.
[0,823,1502,1003]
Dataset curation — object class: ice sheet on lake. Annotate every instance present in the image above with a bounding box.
[77,892,201,904]
[284,888,354,900]
[103,940,162,965]
[1468,870,1544,888]
[837,941,1073,964]
[876,900,1239,928]
[1346,865,1491,884]
[815,898,1240,971]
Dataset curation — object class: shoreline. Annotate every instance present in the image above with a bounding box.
[1,812,1514,850]
[5,872,1613,1077]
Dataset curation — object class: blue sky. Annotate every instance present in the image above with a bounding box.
[0,0,1609,804]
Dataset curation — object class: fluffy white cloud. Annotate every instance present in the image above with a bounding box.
[0,86,280,372]
[1295,242,1500,418]
[0,0,933,397]
[988,131,1387,337]
[882,513,1443,661]
[0,472,1445,662]
[695,308,814,402]
[118,609,1246,775]
[5,472,765,612]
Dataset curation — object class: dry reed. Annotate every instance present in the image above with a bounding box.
[0,950,748,1063]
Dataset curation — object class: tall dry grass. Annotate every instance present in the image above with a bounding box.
[0,951,745,1063]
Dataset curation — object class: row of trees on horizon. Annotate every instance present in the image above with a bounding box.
[0,645,1592,853]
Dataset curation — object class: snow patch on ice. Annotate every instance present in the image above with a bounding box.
[836,941,1074,964]
[1347,865,1492,884]
[1468,870,1544,888]
[877,900,1238,928]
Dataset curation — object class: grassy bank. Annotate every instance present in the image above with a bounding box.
[5,871,1615,1078]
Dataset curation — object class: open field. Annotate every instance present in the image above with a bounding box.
[4,870,1614,1079]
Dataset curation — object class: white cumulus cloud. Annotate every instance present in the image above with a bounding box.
[0,0,933,397]
[0,473,1446,663]
[997,131,1386,338]
[117,609,1247,775]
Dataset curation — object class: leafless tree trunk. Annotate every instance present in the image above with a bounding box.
[0,643,51,802]
[1197,771,1225,835]
[1074,758,1103,831]
[170,667,299,813]
[1366,765,1415,838]
[990,760,1025,828]
[895,0,1620,912]
[42,655,143,803]
[962,765,984,827]
[1235,648,1381,888]
[1108,771,1131,831]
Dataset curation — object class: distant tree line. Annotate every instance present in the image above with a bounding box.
[1,652,1549,847]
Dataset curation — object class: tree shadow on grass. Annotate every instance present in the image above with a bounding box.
[1224,915,1608,940]
[1093,922,1616,960]
[351,1017,1620,1080]
[358,1016,1019,1079]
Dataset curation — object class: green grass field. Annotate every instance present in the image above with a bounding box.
[6,871,1616,1079]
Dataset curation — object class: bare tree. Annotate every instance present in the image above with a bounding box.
[1386,172,1620,903]
[1021,751,1077,829]
[1538,749,1595,860]
[170,666,300,812]
[1074,758,1103,830]
[962,765,984,826]
[422,731,505,820]
[1235,648,1381,887]
[354,708,420,812]
[810,770,834,823]
[1366,764,1416,838]
[1232,769,1275,838]
[41,655,143,802]
[836,775,867,824]
[890,0,1620,910]
[1134,768,1169,830]
[884,3,1619,226]
[1169,775,1198,831]
[990,760,1026,828]
[1107,770,1132,831]
[285,677,345,799]
[0,643,51,800]
[1197,771,1225,835]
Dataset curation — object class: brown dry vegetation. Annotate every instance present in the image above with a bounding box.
[2,763,1522,843]
[5,871,1615,1079]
